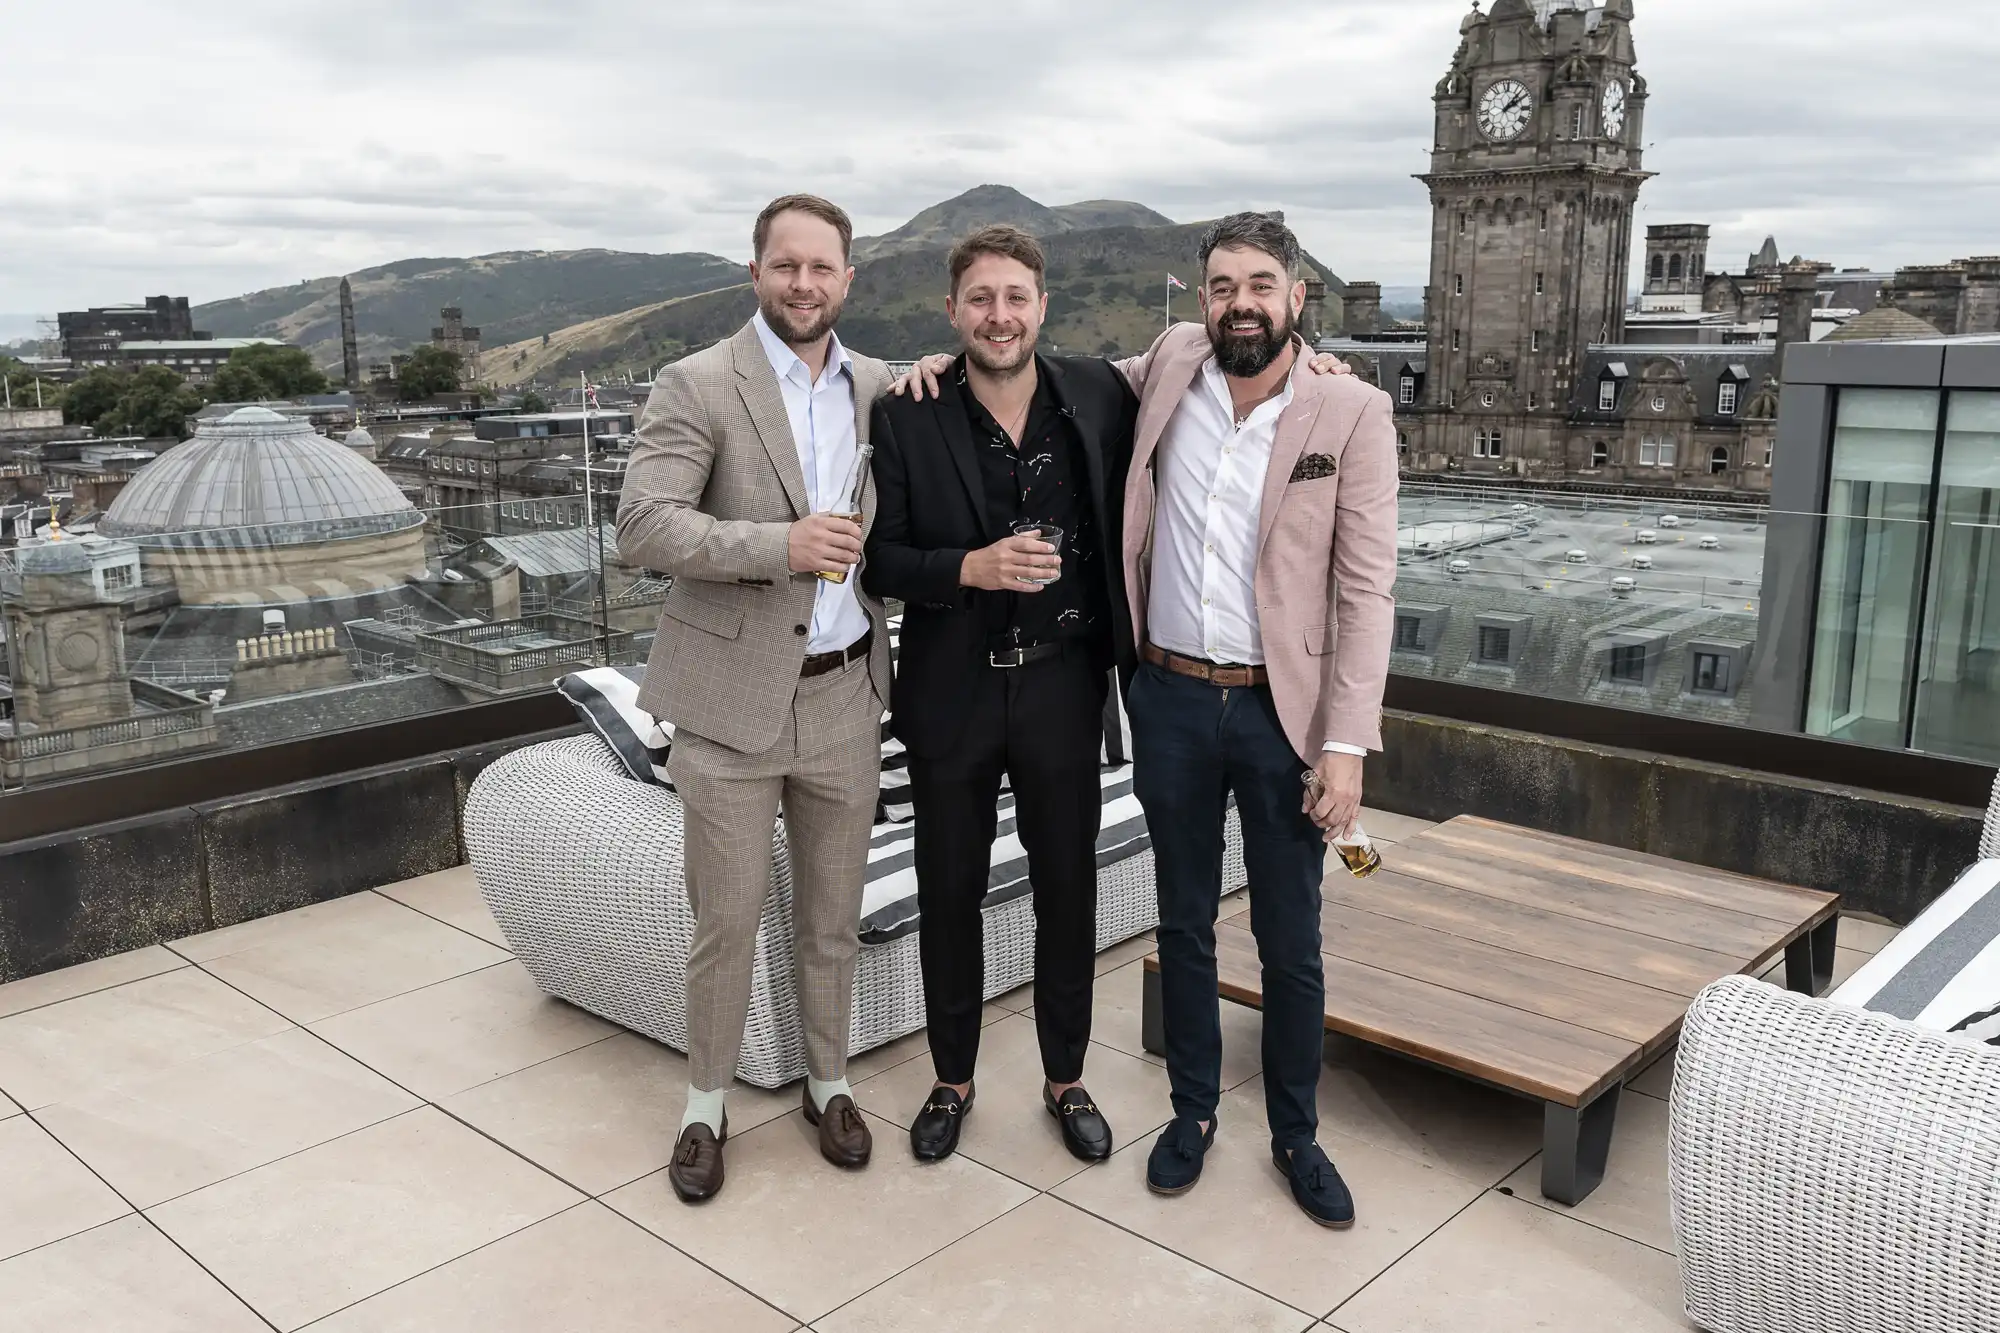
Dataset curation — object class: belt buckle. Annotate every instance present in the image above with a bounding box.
[988,647,1027,669]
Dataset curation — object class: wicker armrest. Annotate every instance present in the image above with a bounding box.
[1668,975,2000,1333]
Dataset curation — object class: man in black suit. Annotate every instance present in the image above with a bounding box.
[864,225,1137,1166]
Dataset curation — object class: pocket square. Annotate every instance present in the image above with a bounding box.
[1289,452,1337,483]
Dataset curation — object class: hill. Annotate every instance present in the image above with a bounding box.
[481,208,1346,387]
[850,184,1174,261]
[194,249,745,371]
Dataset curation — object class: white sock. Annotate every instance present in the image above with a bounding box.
[681,1084,726,1135]
[807,1075,852,1113]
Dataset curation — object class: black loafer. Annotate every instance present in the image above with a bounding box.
[1045,1085,1113,1162]
[1146,1114,1216,1195]
[910,1083,973,1162]
[1274,1142,1355,1228]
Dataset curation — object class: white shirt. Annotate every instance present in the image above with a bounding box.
[752,310,871,655]
[1146,356,1364,757]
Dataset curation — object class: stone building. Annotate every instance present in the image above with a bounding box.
[57,297,198,363]
[431,307,481,368]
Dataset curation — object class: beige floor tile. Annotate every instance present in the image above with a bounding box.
[0,948,187,1021]
[0,1213,269,1333]
[0,968,290,1111]
[308,1201,793,1333]
[853,1015,1173,1189]
[1059,959,1263,1091]
[0,1117,131,1261]
[604,1110,1032,1324]
[1057,1078,1484,1317]
[1219,888,1251,922]
[373,868,510,949]
[989,982,1035,1012]
[847,1026,934,1083]
[1,1089,19,1120]
[1329,1192,1686,1333]
[310,961,616,1101]
[1837,914,1900,955]
[817,1194,1310,1333]
[182,893,509,1025]
[444,1031,793,1196]
[148,1107,581,1331]
[1094,933,1158,977]
[37,1027,420,1208]
[1355,807,1441,846]
[1317,1037,1544,1185]
[1499,1089,1674,1253]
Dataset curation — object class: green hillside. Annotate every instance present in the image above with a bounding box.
[849,184,1174,261]
[194,249,744,371]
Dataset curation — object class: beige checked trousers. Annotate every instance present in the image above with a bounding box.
[667,656,882,1090]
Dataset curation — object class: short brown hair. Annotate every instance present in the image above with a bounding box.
[752,194,853,262]
[948,225,1046,297]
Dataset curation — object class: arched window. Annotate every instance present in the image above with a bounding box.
[1710,446,1730,475]
[1591,441,1609,468]
[1669,254,1684,283]
[1650,254,1665,282]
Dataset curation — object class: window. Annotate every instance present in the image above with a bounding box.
[1609,644,1648,684]
[1764,442,1774,468]
[1453,330,1462,352]
[101,564,136,591]
[1691,651,1731,696]
[1458,213,1467,235]
[1455,273,1464,296]
[1572,106,1587,137]
[1480,390,1496,409]
[1394,616,1424,651]
[1638,437,1678,468]
[1540,209,1548,231]
[1528,391,1538,410]
[1477,625,1512,663]
[1652,394,1668,413]
[1591,441,1609,467]
[1718,381,1739,416]
[1535,272,1545,296]
[1710,445,1730,475]
[1473,429,1504,459]
[1531,330,1542,352]
[1650,253,1665,282]
[1669,254,1684,283]
[1399,375,1416,406]
[1598,380,1618,412]
[1397,433,1409,454]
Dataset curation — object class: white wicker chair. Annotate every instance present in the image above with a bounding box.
[464,732,1245,1088]
[1981,769,1999,860]
[1668,975,2000,1333]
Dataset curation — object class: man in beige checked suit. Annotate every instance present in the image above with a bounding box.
[616,194,894,1204]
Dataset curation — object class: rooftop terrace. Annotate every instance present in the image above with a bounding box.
[0,825,1897,1333]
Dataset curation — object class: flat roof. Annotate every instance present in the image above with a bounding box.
[116,339,282,352]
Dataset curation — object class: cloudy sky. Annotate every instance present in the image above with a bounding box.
[1,0,1994,324]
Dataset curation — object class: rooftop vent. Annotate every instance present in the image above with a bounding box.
[1636,530,1658,544]
[1611,576,1637,598]
[1448,559,1472,578]
[1632,554,1654,570]
[1699,535,1721,550]
[1565,549,1589,564]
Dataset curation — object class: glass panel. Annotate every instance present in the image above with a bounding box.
[1805,389,1939,749]
[1912,391,2000,763]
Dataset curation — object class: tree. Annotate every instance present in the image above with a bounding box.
[518,389,549,414]
[206,343,328,404]
[1,357,63,413]
[63,367,132,428]
[101,366,205,440]
[397,345,463,401]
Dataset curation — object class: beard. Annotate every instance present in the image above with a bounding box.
[961,322,1038,377]
[759,290,842,347]
[1208,305,1294,377]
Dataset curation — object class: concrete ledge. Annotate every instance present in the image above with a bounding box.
[1371,711,1981,923]
[0,810,206,983]
[197,760,463,929]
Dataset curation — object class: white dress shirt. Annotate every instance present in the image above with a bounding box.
[1147,356,1364,757]
[752,310,871,655]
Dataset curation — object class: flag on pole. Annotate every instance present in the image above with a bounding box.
[1166,274,1188,291]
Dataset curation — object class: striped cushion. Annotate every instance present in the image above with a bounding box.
[554,615,1148,945]
[1831,860,2000,1041]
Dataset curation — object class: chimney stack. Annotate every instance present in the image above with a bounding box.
[1343,281,1383,337]
[1776,260,1819,375]
[1960,257,2000,336]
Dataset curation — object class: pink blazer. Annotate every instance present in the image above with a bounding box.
[1119,322,1400,758]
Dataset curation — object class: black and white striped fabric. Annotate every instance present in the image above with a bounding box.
[1831,860,2000,1043]
[553,615,1147,944]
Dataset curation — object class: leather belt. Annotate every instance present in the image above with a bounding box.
[988,640,1066,669]
[801,629,872,679]
[1143,641,1268,687]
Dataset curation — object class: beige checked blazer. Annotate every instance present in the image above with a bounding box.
[616,320,895,754]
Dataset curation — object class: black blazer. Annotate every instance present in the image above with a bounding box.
[864,354,1139,757]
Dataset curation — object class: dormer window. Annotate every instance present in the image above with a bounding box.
[1718,381,1739,416]
[1399,375,1416,406]
[1599,380,1618,412]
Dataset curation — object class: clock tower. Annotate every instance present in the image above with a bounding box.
[1415,0,1652,476]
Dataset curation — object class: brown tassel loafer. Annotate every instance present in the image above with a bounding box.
[668,1116,728,1203]
[802,1088,873,1168]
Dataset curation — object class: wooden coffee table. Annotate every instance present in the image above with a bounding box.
[1140,815,1840,1205]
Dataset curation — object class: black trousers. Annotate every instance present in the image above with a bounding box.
[908,648,1107,1085]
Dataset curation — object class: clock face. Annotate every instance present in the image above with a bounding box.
[1478,79,1534,141]
[1601,81,1628,138]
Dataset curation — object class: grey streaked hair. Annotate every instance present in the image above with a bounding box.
[1197,211,1301,280]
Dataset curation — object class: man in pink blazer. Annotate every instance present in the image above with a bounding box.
[1118,213,1399,1227]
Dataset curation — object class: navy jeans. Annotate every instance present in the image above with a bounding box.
[1128,661,1327,1151]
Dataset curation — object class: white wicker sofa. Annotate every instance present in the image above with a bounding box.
[1667,778,2000,1333]
[464,662,1245,1089]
